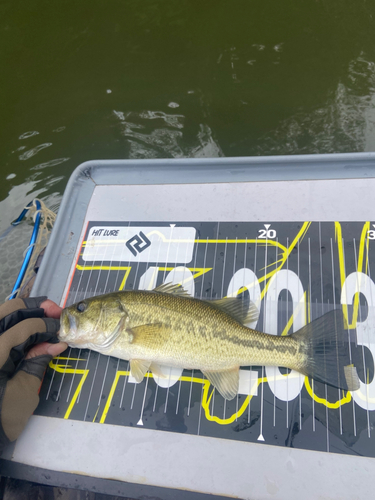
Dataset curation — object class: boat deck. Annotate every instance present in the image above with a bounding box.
[3,154,375,499]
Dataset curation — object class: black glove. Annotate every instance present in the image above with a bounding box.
[0,297,64,452]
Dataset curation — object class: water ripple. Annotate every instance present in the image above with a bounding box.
[31,158,70,171]
[138,110,184,129]
[255,53,375,155]
[114,109,223,158]
[18,131,39,140]
[19,143,53,161]
[43,175,65,188]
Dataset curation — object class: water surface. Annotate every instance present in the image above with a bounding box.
[0,0,374,261]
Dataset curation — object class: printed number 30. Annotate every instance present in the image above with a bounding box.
[368,230,375,240]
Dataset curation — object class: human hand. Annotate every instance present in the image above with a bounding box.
[0,296,67,452]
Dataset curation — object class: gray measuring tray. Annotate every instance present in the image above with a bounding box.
[3,152,375,500]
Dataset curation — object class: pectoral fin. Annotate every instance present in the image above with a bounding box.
[130,359,151,383]
[129,323,168,348]
[202,367,240,400]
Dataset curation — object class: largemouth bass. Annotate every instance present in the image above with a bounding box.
[59,282,360,400]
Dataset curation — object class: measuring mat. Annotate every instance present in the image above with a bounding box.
[7,154,375,499]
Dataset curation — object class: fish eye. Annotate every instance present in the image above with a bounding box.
[76,302,87,313]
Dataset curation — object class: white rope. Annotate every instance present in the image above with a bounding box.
[5,289,20,301]
[22,243,36,259]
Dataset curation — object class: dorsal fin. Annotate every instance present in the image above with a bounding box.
[153,282,191,297]
[205,297,259,326]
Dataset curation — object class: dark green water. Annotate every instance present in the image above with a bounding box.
[0,0,374,230]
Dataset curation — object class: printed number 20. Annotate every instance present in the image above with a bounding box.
[258,228,276,239]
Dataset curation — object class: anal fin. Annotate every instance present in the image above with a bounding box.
[202,367,240,400]
[130,359,151,383]
[150,362,167,378]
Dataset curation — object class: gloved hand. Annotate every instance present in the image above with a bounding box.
[0,297,67,452]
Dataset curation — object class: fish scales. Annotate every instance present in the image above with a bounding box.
[60,284,360,399]
[112,290,302,371]
[61,289,304,371]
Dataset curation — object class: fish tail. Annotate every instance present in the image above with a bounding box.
[292,309,360,392]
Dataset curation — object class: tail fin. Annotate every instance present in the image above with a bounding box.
[293,310,360,392]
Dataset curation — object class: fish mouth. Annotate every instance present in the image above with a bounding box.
[59,310,77,340]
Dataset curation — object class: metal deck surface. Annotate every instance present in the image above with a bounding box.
[4,154,375,499]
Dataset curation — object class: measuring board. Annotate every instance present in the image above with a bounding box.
[5,154,375,500]
[39,220,374,453]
